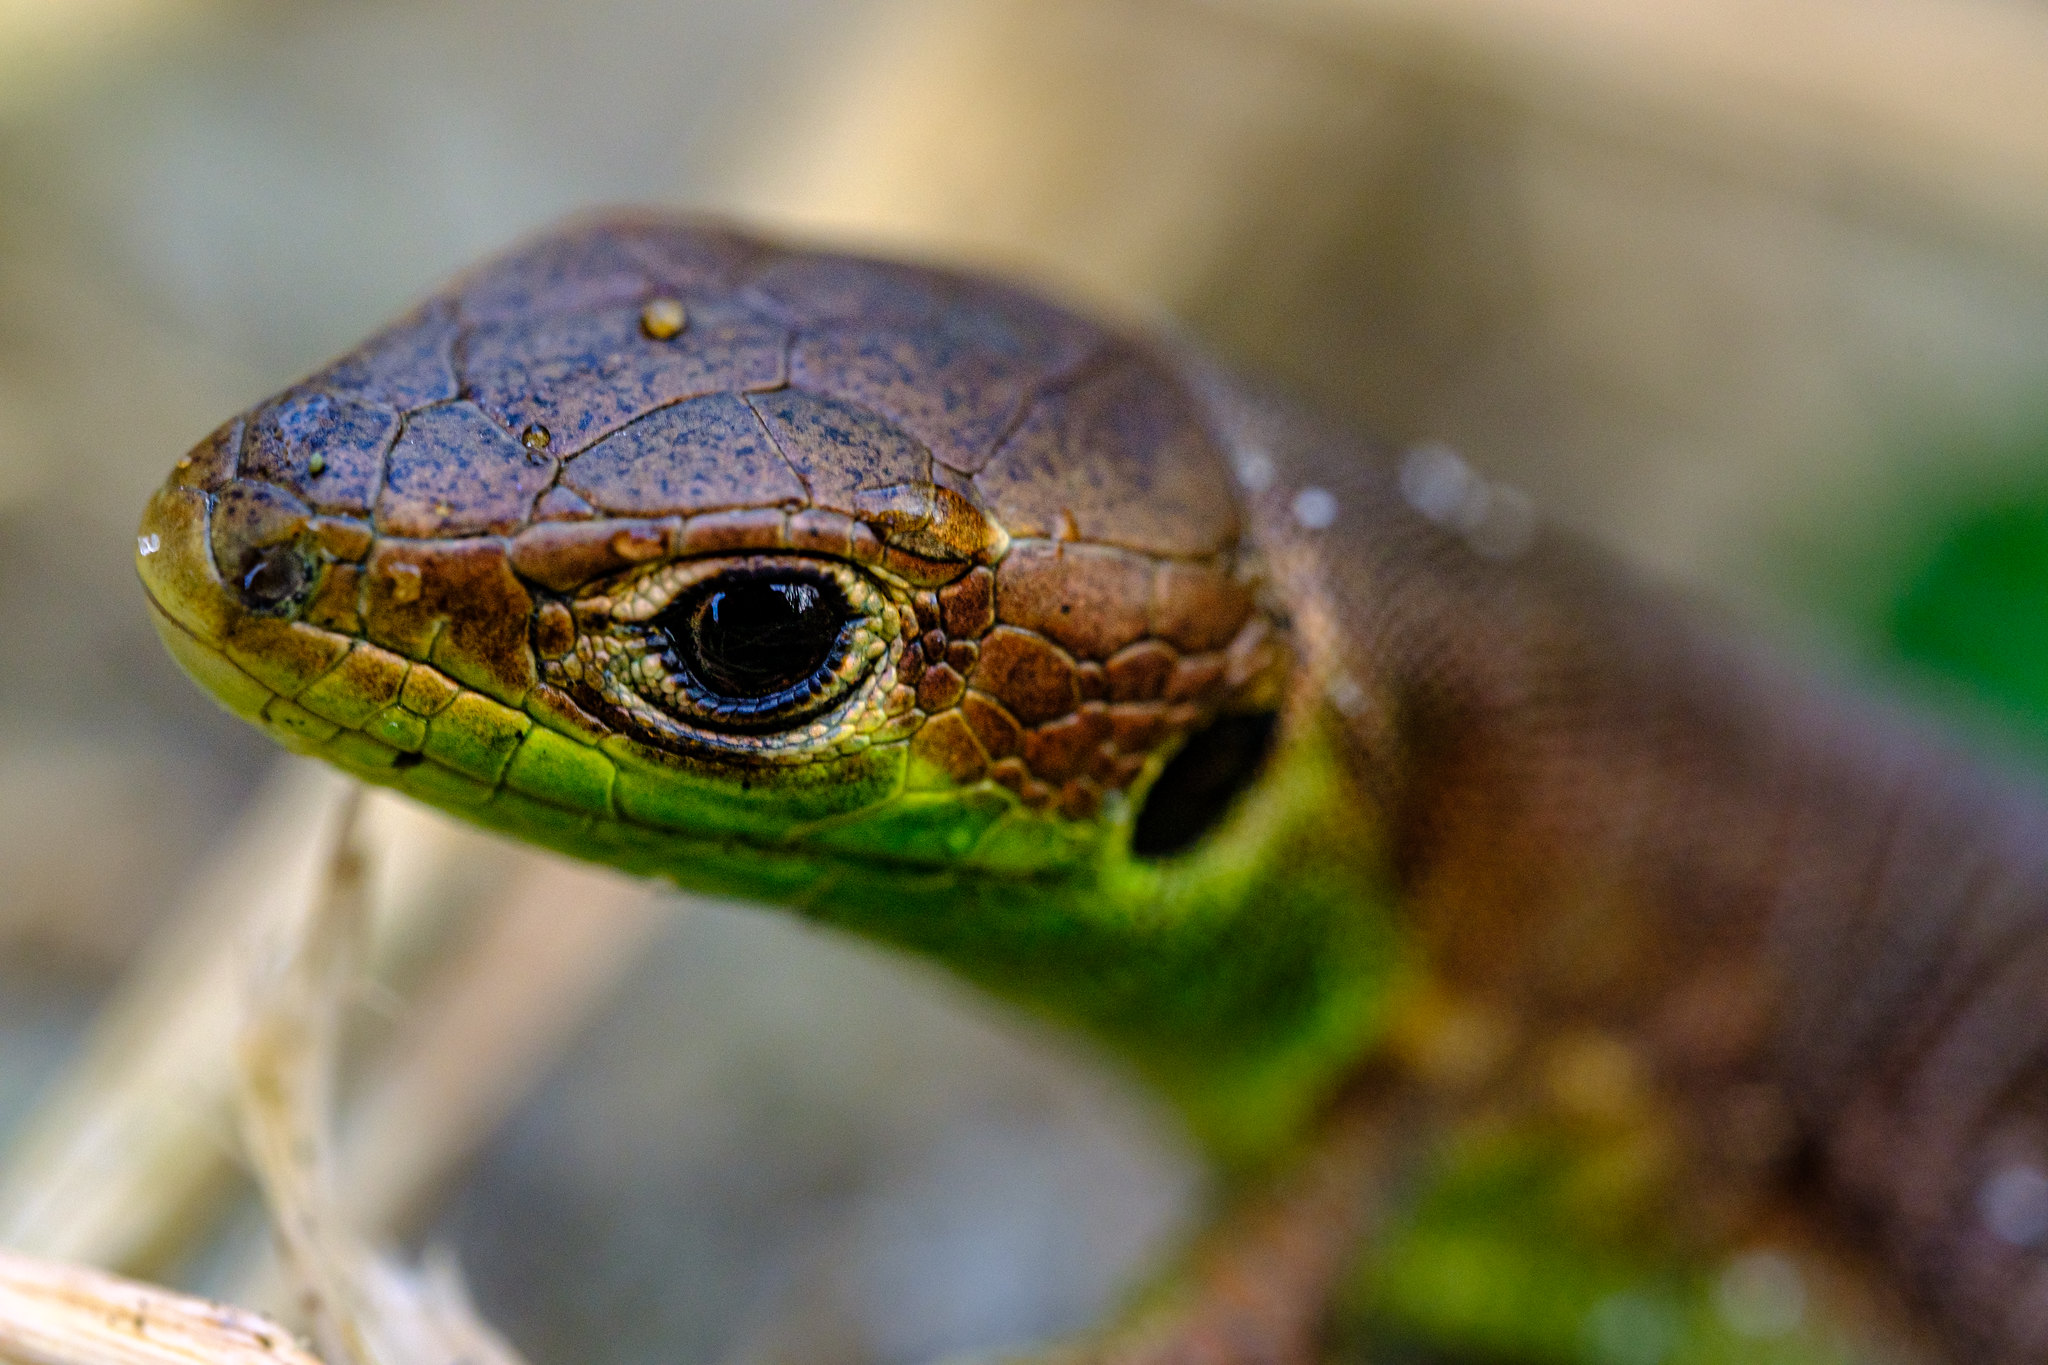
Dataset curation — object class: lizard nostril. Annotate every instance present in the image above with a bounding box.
[235,543,310,613]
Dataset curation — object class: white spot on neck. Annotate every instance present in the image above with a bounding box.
[1291,486,1337,529]
[1399,443,1476,524]
[1233,447,1275,493]
[1326,673,1367,717]
[1981,1163,2048,1247]
[1399,442,1536,560]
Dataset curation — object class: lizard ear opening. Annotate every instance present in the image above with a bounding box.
[1130,711,1279,858]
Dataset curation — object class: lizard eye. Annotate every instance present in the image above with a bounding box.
[654,569,852,711]
[559,555,914,757]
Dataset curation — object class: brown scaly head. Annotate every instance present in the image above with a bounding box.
[135,216,1292,869]
[133,218,1367,1161]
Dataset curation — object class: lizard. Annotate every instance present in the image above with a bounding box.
[135,213,2048,1363]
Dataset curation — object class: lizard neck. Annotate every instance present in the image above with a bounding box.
[784,717,1409,1167]
[1212,376,2048,1359]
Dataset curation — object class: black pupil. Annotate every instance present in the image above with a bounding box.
[665,574,845,701]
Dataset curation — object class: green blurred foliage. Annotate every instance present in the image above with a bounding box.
[1888,484,2048,739]
[1773,422,2048,771]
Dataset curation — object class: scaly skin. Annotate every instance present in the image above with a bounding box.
[135,217,1403,1165]
[137,215,2048,1364]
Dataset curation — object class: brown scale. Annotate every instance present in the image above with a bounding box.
[904,537,1257,816]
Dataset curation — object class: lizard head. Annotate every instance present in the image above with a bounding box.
[136,216,1292,896]
[135,216,1401,1153]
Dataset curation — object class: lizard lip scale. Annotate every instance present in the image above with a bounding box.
[137,215,2048,1365]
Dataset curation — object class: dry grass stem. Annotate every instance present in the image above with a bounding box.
[0,765,361,1272]
[0,1247,318,1365]
[0,765,513,1274]
[330,860,665,1242]
[0,747,664,1361]
[233,787,374,1365]
[224,859,666,1314]
[233,787,527,1365]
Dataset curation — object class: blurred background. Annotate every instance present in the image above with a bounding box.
[1,1,2047,1362]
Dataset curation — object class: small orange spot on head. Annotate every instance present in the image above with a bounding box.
[639,296,687,340]
[521,423,552,452]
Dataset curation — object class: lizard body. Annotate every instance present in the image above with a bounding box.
[137,215,2048,1362]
